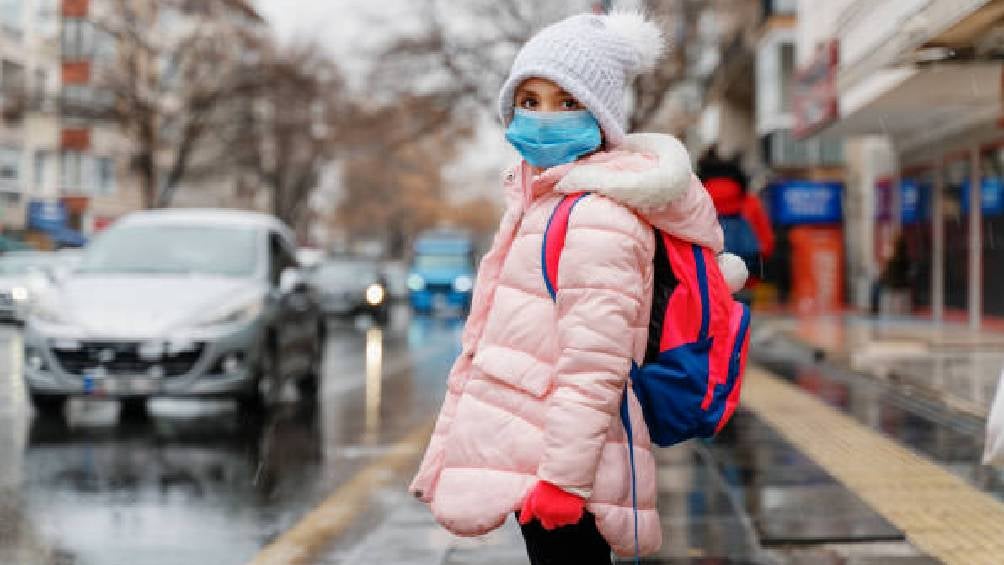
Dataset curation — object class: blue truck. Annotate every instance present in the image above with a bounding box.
[407,230,476,314]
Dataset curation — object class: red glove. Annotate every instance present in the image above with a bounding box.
[518,480,586,530]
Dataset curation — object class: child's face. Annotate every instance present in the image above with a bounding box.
[514,78,585,113]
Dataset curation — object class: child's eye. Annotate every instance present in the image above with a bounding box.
[561,99,581,110]
[519,97,538,109]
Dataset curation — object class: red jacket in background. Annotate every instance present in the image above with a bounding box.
[704,177,775,259]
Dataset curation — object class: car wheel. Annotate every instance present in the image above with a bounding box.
[297,324,325,401]
[29,393,67,418]
[239,341,279,412]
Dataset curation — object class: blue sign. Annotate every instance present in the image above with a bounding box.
[27,200,68,231]
[769,181,843,226]
[900,179,931,225]
[961,177,1004,217]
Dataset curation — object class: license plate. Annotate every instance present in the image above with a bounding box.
[92,377,156,395]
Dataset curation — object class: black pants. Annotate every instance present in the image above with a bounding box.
[517,512,613,565]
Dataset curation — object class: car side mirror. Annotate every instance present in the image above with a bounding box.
[279,267,304,295]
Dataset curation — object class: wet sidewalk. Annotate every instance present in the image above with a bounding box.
[307,318,1004,564]
[759,314,1004,417]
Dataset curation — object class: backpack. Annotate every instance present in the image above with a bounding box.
[719,213,762,275]
[542,192,751,560]
[542,192,751,448]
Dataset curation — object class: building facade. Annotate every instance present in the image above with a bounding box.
[795,0,1004,329]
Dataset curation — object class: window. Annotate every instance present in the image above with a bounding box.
[33,149,49,192]
[96,157,115,194]
[61,18,94,60]
[1,59,24,93]
[0,0,21,34]
[61,150,87,191]
[36,0,57,38]
[0,146,20,189]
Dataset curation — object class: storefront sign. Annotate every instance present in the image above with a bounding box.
[877,178,930,224]
[961,177,1004,216]
[793,39,839,139]
[769,180,843,225]
[27,200,68,231]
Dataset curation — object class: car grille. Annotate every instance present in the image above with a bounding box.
[426,283,452,294]
[0,291,12,307]
[51,341,205,377]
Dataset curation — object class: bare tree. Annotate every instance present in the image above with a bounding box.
[335,95,472,257]
[370,0,692,134]
[244,42,345,232]
[91,0,266,209]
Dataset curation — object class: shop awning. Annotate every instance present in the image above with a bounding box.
[814,63,1003,152]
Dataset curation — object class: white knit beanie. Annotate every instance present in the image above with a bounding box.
[498,10,665,148]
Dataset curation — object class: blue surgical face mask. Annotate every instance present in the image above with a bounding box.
[505,109,602,169]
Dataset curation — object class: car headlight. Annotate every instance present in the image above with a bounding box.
[31,298,68,324]
[197,299,263,328]
[452,275,474,293]
[365,283,386,306]
[407,274,426,292]
[11,286,28,302]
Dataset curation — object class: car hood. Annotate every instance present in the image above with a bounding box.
[50,275,264,338]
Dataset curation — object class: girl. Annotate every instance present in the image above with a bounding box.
[411,10,744,563]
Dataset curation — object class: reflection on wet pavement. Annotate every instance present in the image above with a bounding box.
[0,313,463,565]
[753,330,1004,503]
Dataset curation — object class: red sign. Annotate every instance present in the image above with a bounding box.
[790,226,844,314]
[793,39,839,139]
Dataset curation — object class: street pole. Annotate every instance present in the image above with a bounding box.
[931,156,945,323]
[968,145,982,330]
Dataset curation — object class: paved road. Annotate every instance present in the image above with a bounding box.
[0,310,461,565]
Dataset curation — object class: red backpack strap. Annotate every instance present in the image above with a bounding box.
[541,192,590,301]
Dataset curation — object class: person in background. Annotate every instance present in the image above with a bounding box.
[697,148,774,291]
[408,10,746,565]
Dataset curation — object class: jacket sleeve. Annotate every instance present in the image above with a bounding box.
[536,197,651,498]
[742,194,775,258]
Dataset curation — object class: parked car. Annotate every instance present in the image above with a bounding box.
[0,251,63,323]
[407,230,475,314]
[23,209,325,416]
[311,257,390,323]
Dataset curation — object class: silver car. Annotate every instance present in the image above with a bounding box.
[23,209,325,415]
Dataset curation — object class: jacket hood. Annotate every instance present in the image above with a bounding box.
[551,133,724,252]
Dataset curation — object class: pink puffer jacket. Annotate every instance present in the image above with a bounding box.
[409,133,725,557]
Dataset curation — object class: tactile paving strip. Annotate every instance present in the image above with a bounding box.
[743,366,1004,565]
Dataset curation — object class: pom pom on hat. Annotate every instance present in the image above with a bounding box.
[498,10,666,148]
[605,9,666,74]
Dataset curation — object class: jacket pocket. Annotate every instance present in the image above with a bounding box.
[472,344,554,398]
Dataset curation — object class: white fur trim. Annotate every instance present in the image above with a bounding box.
[554,133,693,211]
[717,253,749,294]
[605,10,665,73]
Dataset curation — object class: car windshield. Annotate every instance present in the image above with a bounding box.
[0,254,53,275]
[315,261,379,285]
[77,224,259,277]
[414,254,470,271]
